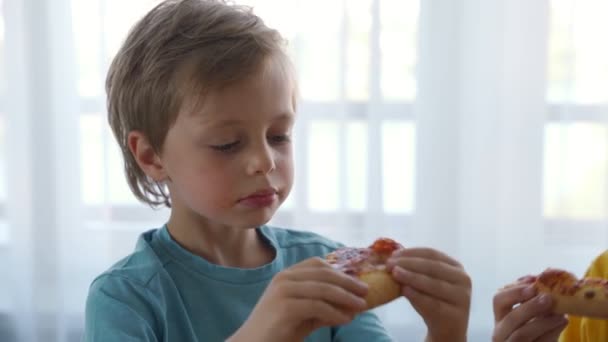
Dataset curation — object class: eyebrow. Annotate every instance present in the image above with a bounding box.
[201,112,295,129]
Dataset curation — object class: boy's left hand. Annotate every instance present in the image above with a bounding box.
[387,248,471,342]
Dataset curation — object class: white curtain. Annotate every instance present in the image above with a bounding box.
[1,0,607,341]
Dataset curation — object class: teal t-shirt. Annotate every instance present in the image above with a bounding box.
[84,225,393,341]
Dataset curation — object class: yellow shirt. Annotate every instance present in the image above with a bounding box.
[559,250,608,342]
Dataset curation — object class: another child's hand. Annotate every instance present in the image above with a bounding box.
[492,282,568,342]
[229,257,369,342]
[387,248,472,342]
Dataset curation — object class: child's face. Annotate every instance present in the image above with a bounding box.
[160,59,295,229]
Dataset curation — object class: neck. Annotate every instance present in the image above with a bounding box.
[165,211,275,268]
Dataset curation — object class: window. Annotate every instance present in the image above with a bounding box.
[0,0,7,244]
[544,0,608,222]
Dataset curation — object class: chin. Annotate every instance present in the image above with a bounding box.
[241,210,276,228]
[251,215,274,227]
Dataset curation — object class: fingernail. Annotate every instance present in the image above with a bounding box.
[355,296,367,308]
[394,266,412,281]
[386,258,395,267]
[356,280,369,291]
[522,285,535,297]
[391,249,403,257]
[393,266,408,277]
[550,315,568,326]
[538,294,551,305]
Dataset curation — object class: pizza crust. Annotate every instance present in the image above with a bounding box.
[359,270,402,309]
[533,268,608,319]
[551,291,608,318]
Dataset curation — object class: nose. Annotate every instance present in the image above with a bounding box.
[246,141,276,175]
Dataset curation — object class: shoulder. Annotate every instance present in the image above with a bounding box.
[85,229,168,338]
[592,249,608,262]
[85,272,161,341]
[87,228,166,302]
[585,250,608,278]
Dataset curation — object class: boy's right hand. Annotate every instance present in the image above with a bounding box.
[492,282,569,342]
[228,257,369,342]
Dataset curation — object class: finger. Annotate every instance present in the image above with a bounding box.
[286,281,368,312]
[290,298,355,328]
[390,247,462,268]
[493,284,537,321]
[506,314,567,342]
[534,317,569,342]
[514,275,537,285]
[494,294,554,341]
[284,265,369,297]
[392,266,469,306]
[387,256,468,285]
[401,284,459,319]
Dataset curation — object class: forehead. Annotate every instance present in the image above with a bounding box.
[180,57,297,125]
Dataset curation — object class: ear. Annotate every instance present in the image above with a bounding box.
[127,131,167,182]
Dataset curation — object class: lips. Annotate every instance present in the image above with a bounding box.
[238,188,278,208]
[245,189,277,198]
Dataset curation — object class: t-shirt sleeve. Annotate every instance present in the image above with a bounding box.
[84,276,159,342]
[332,310,393,342]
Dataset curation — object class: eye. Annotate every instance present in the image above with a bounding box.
[269,134,291,144]
[210,141,240,152]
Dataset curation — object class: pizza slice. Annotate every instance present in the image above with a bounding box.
[511,268,608,319]
[325,238,404,310]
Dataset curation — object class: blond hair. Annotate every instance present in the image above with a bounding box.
[107,0,289,207]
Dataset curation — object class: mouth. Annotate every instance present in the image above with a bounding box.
[240,188,278,201]
[238,188,279,207]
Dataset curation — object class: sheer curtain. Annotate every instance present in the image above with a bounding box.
[1,0,607,341]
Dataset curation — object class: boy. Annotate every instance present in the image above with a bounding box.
[492,251,608,341]
[84,0,472,341]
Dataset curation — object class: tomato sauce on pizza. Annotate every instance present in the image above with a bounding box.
[325,238,404,309]
[510,268,608,318]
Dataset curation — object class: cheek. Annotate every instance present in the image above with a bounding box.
[275,150,294,193]
[194,161,237,188]
[183,167,237,209]
[171,154,235,193]
[275,148,294,173]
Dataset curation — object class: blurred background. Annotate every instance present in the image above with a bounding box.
[1,0,608,341]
